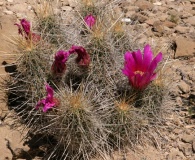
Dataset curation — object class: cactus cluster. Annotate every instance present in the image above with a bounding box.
[1,0,169,159]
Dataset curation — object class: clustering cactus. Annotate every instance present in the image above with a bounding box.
[1,0,169,159]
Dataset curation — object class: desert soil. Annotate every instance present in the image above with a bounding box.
[0,0,195,159]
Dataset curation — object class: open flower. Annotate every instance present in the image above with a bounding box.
[15,18,40,43]
[122,44,163,90]
[35,84,59,112]
[51,50,70,76]
[69,45,90,67]
[84,14,96,29]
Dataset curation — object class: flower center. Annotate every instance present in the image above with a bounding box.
[134,70,144,76]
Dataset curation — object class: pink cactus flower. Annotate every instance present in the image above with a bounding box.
[35,84,59,112]
[20,18,31,36]
[15,18,40,42]
[84,14,96,29]
[122,44,163,90]
[69,45,90,67]
[51,50,70,76]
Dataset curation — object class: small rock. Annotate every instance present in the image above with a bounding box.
[152,20,164,33]
[61,6,72,11]
[135,0,154,10]
[7,0,13,2]
[168,148,185,160]
[179,143,192,156]
[181,12,193,19]
[153,2,162,5]
[173,128,182,134]
[121,18,131,23]
[131,13,148,23]
[184,16,195,26]
[174,36,195,58]
[163,20,177,28]
[175,25,190,34]
[159,15,168,21]
[192,140,195,152]
[16,13,22,18]
[3,10,13,15]
[125,11,135,18]
[123,6,139,12]
[145,19,156,25]
[181,134,195,143]
[163,26,174,35]
[177,80,191,94]
[0,2,4,6]
[27,6,32,10]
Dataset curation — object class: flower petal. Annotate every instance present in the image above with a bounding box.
[138,72,152,89]
[46,84,54,99]
[84,14,96,28]
[20,19,31,35]
[122,68,134,77]
[124,51,136,72]
[134,74,142,89]
[132,50,143,71]
[56,50,70,63]
[148,52,163,74]
[143,44,153,71]
[69,45,90,66]
[43,102,56,112]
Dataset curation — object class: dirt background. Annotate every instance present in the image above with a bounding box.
[0,0,195,159]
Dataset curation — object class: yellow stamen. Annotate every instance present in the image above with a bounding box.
[134,70,144,76]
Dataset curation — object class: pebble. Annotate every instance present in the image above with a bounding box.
[179,143,192,156]
[3,10,13,15]
[27,6,32,10]
[181,134,195,143]
[16,13,23,18]
[153,2,162,6]
[121,18,131,23]
[175,25,190,34]
[192,140,195,152]
[184,16,195,26]
[177,80,191,94]
[175,36,195,58]
[61,6,72,11]
[0,2,4,6]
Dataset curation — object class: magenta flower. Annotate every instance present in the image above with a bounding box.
[15,18,40,42]
[69,45,90,67]
[35,84,59,112]
[122,44,163,90]
[20,18,31,35]
[51,50,70,76]
[84,14,96,29]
